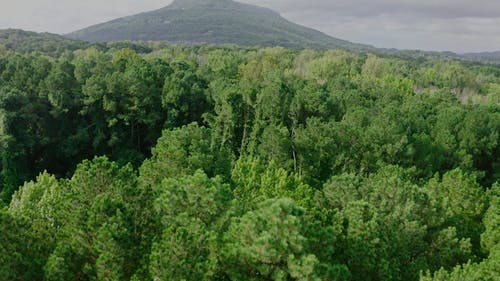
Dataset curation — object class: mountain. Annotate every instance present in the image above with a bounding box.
[67,0,374,51]
[461,51,500,62]
[0,29,88,56]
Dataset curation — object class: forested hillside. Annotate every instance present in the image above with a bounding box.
[0,44,498,281]
[0,29,89,57]
[67,0,373,51]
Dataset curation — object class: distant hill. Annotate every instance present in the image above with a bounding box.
[461,51,500,62]
[0,29,88,56]
[0,29,162,56]
[66,0,374,51]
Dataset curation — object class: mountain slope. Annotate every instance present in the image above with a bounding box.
[67,0,374,51]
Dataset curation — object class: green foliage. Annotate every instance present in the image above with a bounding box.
[153,170,232,226]
[150,215,218,281]
[41,157,146,281]
[162,60,208,127]
[8,172,64,261]
[232,157,314,208]
[0,43,498,281]
[426,169,487,255]
[0,208,44,280]
[316,166,475,281]
[482,184,500,254]
[222,198,320,281]
[149,171,232,280]
[421,185,500,281]
[139,123,232,188]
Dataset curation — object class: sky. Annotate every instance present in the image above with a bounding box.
[0,0,499,53]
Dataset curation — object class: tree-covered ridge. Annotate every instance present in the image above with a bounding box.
[0,45,498,280]
[0,29,89,57]
[462,51,500,63]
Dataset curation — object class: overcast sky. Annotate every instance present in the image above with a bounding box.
[0,0,499,53]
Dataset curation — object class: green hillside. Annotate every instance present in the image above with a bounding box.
[0,29,88,56]
[67,0,374,50]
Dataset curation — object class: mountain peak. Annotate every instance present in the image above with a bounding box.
[169,0,236,9]
[166,0,278,16]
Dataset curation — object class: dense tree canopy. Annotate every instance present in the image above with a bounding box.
[0,43,498,281]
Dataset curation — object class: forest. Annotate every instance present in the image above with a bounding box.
[0,43,498,281]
